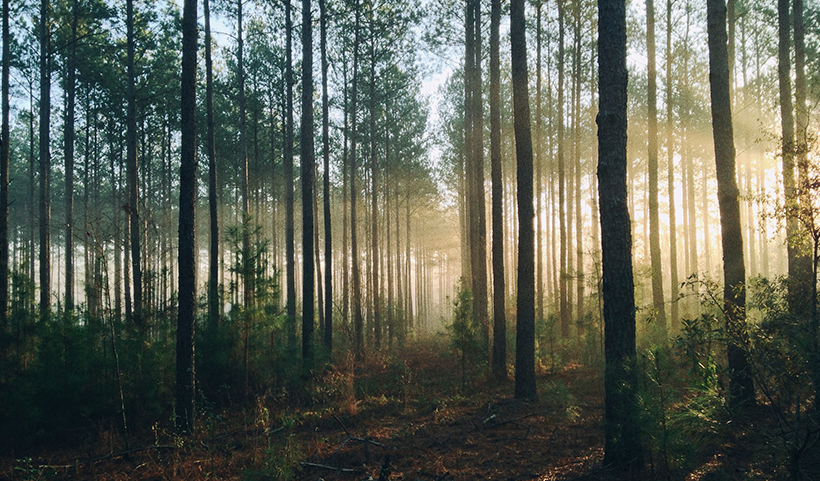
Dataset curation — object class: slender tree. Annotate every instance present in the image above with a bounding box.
[0,0,10,328]
[205,0,219,331]
[350,0,364,356]
[557,0,569,338]
[176,0,198,435]
[647,0,666,334]
[39,0,51,321]
[490,0,505,380]
[285,0,297,350]
[666,0,678,326]
[465,0,488,350]
[301,0,315,374]
[64,0,78,312]
[598,0,642,467]
[706,0,755,409]
[321,0,333,352]
[511,0,535,400]
[126,0,142,329]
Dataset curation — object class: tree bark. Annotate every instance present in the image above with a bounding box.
[598,0,642,467]
[176,0,198,434]
[350,0,364,356]
[647,0,666,334]
[0,0,10,327]
[301,0,315,375]
[285,0,297,351]
[39,0,51,322]
[557,0,569,339]
[64,0,77,312]
[205,0,219,332]
[665,0,678,327]
[511,0,535,400]
[706,0,755,409]
[126,0,142,330]
[320,0,333,353]
[490,0,506,380]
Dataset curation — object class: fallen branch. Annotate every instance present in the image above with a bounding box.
[300,461,363,473]
[32,445,178,470]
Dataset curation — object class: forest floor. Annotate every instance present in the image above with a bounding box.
[0,337,810,480]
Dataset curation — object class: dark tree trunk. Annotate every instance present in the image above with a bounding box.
[465,0,488,351]
[666,0,678,327]
[557,0,569,339]
[350,0,364,357]
[320,0,332,353]
[647,0,666,334]
[176,0,197,435]
[39,0,51,322]
[369,27,381,351]
[598,0,642,468]
[126,0,142,330]
[511,0,535,400]
[285,0,297,351]
[0,0,10,327]
[706,0,755,410]
[535,0,543,326]
[301,0,315,374]
[64,0,77,312]
[205,0,219,332]
[490,0,506,381]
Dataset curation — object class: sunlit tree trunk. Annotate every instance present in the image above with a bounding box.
[706,0,755,409]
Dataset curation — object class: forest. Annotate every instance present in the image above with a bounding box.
[1,0,820,478]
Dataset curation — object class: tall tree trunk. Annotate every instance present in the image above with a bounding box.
[126,0,142,330]
[369,26,381,351]
[320,0,332,353]
[466,0,488,351]
[666,0,678,327]
[706,0,755,409]
[39,0,51,322]
[598,0,642,467]
[350,0,364,356]
[301,0,315,374]
[0,0,10,327]
[285,0,297,351]
[64,0,77,312]
[205,0,219,331]
[176,0,197,434]
[557,0,569,339]
[535,0,543,325]
[647,0,666,334]
[490,0,506,380]
[237,0,251,309]
[511,0,535,400]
